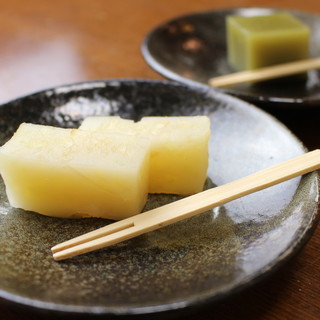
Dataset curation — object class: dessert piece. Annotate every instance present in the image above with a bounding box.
[79,116,136,134]
[80,116,211,195]
[0,123,150,220]
[138,116,210,195]
[227,13,310,71]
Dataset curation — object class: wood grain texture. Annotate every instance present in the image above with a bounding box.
[0,1,319,319]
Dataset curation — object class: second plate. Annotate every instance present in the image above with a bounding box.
[142,7,320,107]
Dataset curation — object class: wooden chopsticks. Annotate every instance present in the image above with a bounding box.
[209,57,320,88]
[51,149,320,261]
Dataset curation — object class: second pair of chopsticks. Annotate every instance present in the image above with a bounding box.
[52,149,320,261]
[209,57,320,88]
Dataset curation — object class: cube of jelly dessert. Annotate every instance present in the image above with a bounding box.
[227,13,310,71]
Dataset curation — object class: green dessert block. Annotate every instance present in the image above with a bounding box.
[227,13,310,71]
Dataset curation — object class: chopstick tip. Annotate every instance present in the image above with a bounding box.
[52,252,63,261]
[51,244,63,253]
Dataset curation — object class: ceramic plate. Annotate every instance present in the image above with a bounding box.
[142,7,320,107]
[0,80,318,318]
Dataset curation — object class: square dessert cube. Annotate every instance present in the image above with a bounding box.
[227,13,310,71]
[80,116,211,195]
[137,116,210,195]
[79,116,136,134]
[0,123,150,220]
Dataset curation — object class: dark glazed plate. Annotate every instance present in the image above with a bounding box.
[142,7,320,107]
[0,79,319,318]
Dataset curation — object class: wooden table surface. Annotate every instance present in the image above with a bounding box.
[1,1,319,319]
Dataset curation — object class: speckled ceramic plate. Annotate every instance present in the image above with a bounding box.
[0,80,319,318]
[142,7,320,107]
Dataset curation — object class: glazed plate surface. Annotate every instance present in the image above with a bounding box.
[142,7,320,107]
[0,80,318,317]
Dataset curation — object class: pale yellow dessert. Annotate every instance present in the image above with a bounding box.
[227,13,310,71]
[80,116,211,195]
[0,123,150,220]
[79,116,136,134]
